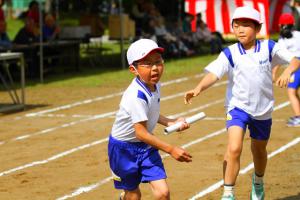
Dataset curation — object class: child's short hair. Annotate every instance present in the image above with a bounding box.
[232,6,262,26]
[127,39,164,65]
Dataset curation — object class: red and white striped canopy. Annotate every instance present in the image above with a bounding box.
[185,0,292,37]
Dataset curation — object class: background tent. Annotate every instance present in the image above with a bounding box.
[185,0,293,37]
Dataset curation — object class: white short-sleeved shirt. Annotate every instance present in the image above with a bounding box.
[205,40,294,120]
[278,31,300,56]
[111,77,160,142]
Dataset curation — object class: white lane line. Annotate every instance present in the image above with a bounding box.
[169,99,224,118]
[56,177,113,200]
[25,92,123,117]
[0,100,224,176]
[27,74,213,119]
[55,128,227,200]
[203,117,286,122]
[1,81,228,145]
[0,111,116,145]
[0,138,109,177]
[274,101,290,111]
[54,101,291,199]
[26,74,204,117]
[189,137,300,200]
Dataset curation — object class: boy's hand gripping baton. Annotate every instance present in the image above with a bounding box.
[164,112,206,134]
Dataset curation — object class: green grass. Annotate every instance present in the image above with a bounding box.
[23,54,217,89]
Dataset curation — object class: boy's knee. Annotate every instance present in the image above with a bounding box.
[124,189,141,200]
[155,188,170,200]
[227,144,242,158]
[251,146,267,156]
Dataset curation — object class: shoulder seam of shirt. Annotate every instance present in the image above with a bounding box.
[137,90,148,104]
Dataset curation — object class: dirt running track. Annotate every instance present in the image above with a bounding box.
[0,72,299,200]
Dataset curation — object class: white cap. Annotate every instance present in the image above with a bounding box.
[232,6,262,24]
[127,39,164,65]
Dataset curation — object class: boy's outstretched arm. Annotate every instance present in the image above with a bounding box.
[134,121,192,162]
[184,72,218,104]
[276,57,300,88]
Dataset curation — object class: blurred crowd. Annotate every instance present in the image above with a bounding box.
[130,0,224,57]
[0,0,60,49]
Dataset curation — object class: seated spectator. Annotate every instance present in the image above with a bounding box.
[14,18,39,44]
[27,0,40,25]
[0,0,5,21]
[0,20,12,48]
[14,18,40,77]
[154,17,194,57]
[195,18,223,54]
[43,13,60,41]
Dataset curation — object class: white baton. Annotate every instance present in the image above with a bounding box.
[164,112,206,134]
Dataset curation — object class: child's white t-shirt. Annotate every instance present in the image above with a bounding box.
[278,31,300,56]
[205,40,294,120]
[111,77,160,142]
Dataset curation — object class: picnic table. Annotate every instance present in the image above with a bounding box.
[0,40,81,80]
[0,52,25,113]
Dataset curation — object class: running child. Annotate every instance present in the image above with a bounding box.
[273,13,300,127]
[108,39,192,200]
[184,6,300,200]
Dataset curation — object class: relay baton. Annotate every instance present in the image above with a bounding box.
[164,112,206,134]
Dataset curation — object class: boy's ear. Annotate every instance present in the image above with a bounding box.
[129,65,138,75]
[256,24,262,33]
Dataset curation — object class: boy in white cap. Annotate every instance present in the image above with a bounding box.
[273,13,300,127]
[184,6,300,200]
[108,38,192,200]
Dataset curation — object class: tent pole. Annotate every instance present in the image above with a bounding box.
[39,0,44,83]
[55,0,59,22]
[119,0,125,69]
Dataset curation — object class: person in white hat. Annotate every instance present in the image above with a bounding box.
[184,6,300,200]
[108,38,192,200]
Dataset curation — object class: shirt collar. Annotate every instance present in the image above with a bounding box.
[135,77,154,96]
[238,40,260,55]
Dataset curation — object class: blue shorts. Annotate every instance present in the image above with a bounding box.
[288,68,300,89]
[226,108,272,140]
[108,135,167,191]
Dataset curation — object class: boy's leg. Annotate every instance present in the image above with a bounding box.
[287,69,300,126]
[250,138,268,200]
[251,138,268,177]
[121,188,141,200]
[223,125,245,198]
[223,108,249,199]
[249,118,271,200]
[149,179,170,200]
[287,88,300,116]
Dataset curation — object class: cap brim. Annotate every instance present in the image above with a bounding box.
[135,47,165,63]
[232,17,262,24]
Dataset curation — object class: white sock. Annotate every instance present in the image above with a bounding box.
[254,173,264,185]
[223,185,234,197]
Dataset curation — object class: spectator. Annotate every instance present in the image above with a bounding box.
[182,13,194,33]
[131,0,154,36]
[195,14,223,54]
[14,18,39,44]
[290,0,300,31]
[0,0,5,21]
[27,0,40,25]
[14,18,40,77]
[0,20,11,48]
[154,17,194,57]
[43,13,60,41]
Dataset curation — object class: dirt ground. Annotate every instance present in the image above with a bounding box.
[0,73,299,200]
